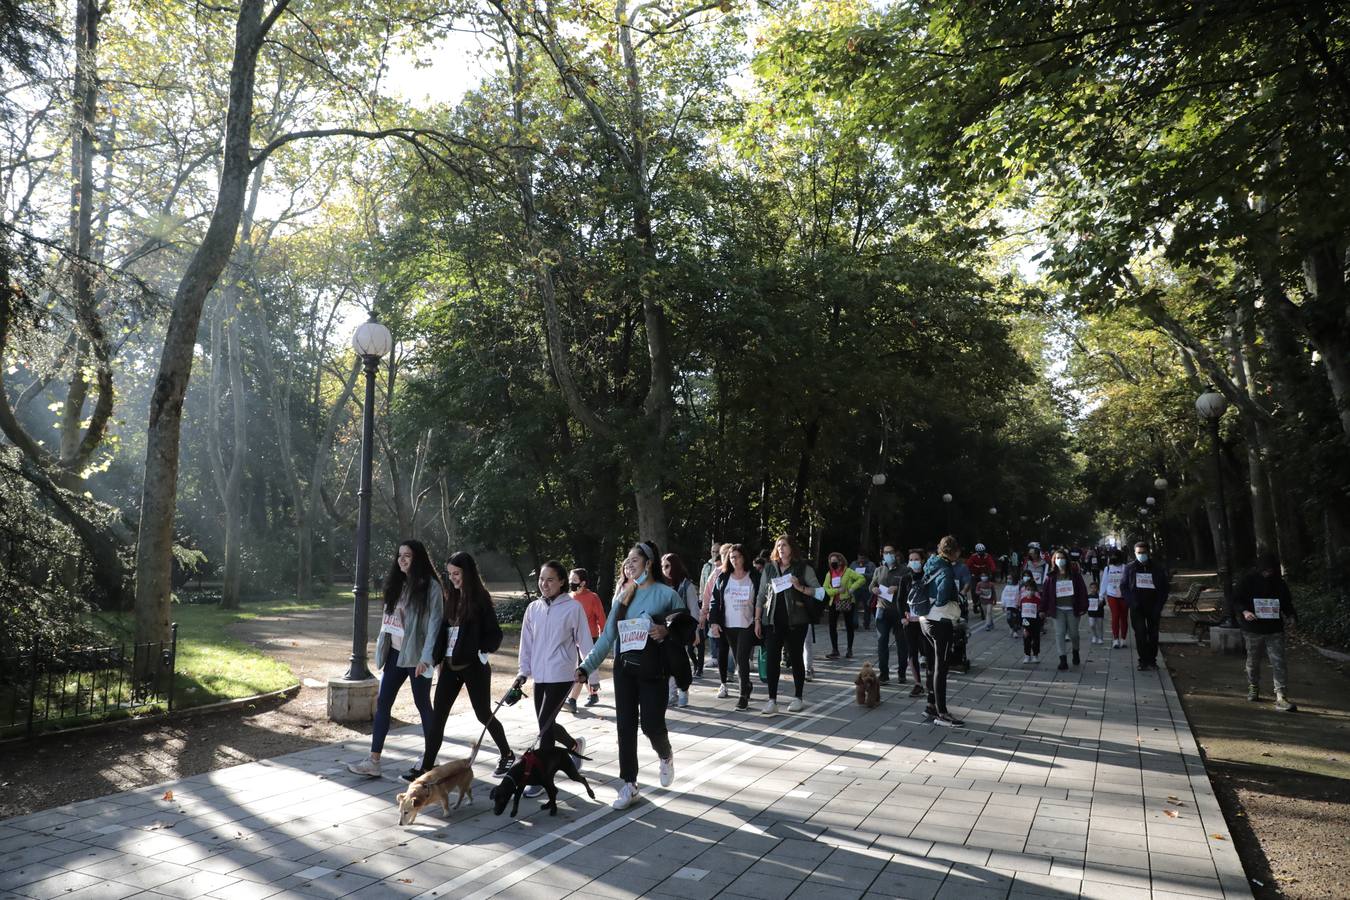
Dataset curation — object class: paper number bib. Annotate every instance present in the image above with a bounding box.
[1136,572,1155,590]
[878,585,895,604]
[1001,586,1020,608]
[725,580,753,626]
[380,610,404,639]
[1021,602,1039,619]
[1253,598,1280,620]
[1087,597,1100,612]
[1055,579,1074,599]
[831,575,842,588]
[618,617,651,653]
[771,574,793,594]
[446,625,460,656]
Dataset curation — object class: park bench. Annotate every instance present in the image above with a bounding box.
[1170,582,1203,616]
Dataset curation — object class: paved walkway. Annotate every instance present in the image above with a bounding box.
[0,616,1250,900]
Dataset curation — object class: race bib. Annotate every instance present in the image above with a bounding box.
[726,579,753,621]
[1055,580,1074,599]
[1136,572,1155,590]
[878,585,894,604]
[446,625,460,656]
[1253,598,1280,620]
[1088,597,1100,612]
[1021,602,1039,619]
[1031,567,1044,585]
[1001,586,1020,608]
[380,611,404,639]
[618,616,651,653]
[831,575,842,588]
[976,583,993,600]
[853,567,866,575]
[771,574,793,594]
[1106,573,1122,595]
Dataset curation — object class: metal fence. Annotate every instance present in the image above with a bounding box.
[0,623,177,739]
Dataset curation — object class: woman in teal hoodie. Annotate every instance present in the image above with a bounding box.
[915,536,964,727]
[577,540,688,811]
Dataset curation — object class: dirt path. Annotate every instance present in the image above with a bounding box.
[1164,628,1350,900]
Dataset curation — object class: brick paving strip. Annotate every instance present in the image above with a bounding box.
[0,617,1250,900]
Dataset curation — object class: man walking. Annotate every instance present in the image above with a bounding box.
[1120,540,1169,671]
[1237,553,1298,711]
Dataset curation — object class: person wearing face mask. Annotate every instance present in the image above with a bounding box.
[707,544,762,708]
[824,552,867,659]
[1022,544,1049,588]
[1041,549,1089,670]
[565,568,606,712]
[754,534,825,715]
[852,550,876,630]
[1018,572,1044,662]
[913,536,965,726]
[515,560,593,800]
[974,573,996,632]
[1121,540,1170,671]
[577,541,691,810]
[869,544,910,687]
[1101,550,1129,648]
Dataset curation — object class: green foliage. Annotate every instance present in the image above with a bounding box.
[1291,581,1350,652]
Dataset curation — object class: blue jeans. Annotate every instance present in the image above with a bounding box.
[372,665,434,754]
[875,606,905,680]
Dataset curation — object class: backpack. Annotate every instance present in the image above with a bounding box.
[907,570,941,618]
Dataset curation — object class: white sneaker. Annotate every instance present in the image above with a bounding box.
[659,755,675,787]
[716,683,730,699]
[677,690,689,708]
[612,782,640,810]
[1032,655,1039,663]
[1022,655,1031,664]
[761,699,778,716]
[787,697,805,713]
[570,736,586,771]
[346,756,381,777]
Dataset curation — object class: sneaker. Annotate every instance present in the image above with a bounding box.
[494,753,516,776]
[879,675,891,685]
[761,699,779,716]
[564,697,578,715]
[806,667,816,681]
[735,696,749,710]
[1022,655,1031,664]
[347,756,381,777]
[677,690,689,708]
[585,692,600,707]
[1058,656,1068,671]
[570,737,587,770]
[1031,655,1039,663]
[1247,684,1259,702]
[716,683,730,699]
[933,713,961,727]
[399,766,425,783]
[659,755,675,787]
[1275,693,1298,712]
[668,690,679,706]
[523,784,545,799]
[787,697,805,713]
[910,684,924,697]
[826,651,840,660]
[846,650,853,658]
[1137,662,1148,671]
[612,782,640,810]
[1072,650,1080,666]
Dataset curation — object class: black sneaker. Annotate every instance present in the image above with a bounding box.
[494,753,516,777]
[1072,650,1080,666]
[585,692,600,707]
[879,676,890,685]
[934,713,962,727]
[910,684,924,698]
[564,697,578,715]
[399,766,425,783]
[923,704,939,719]
[735,697,749,710]
[1058,656,1069,671]
[846,650,853,658]
[825,651,840,659]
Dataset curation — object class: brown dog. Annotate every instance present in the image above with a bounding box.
[395,758,473,825]
[856,662,881,709]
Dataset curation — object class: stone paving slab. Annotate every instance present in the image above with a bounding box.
[1,615,1252,899]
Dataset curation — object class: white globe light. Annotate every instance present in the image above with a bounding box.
[988,507,997,516]
[1146,496,1156,506]
[352,319,393,358]
[942,493,953,504]
[1154,477,1168,491]
[872,473,887,486]
[1195,390,1228,420]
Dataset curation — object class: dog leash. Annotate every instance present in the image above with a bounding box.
[465,683,522,769]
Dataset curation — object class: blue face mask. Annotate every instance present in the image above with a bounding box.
[634,569,648,586]
[883,553,896,566]
[908,560,922,572]
[1135,553,1149,564]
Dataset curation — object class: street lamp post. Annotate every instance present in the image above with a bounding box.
[1196,390,1235,627]
[1152,477,1168,564]
[328,316,392,722]
[942,493,954,536]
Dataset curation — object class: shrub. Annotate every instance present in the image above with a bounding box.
[1290,580,1350,651]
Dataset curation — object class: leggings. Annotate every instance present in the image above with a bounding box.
[765,625,807,700]
[920,618,954,715]
[372,665,433,754]
[1023,617,1042,656]
[421,660,511,770]
[716,626,752,690]
[533,681,579,755]
[1006,607,1022,634]
[613,661,672,784]
[828,605,855,654]
[1107,596,1129,639]
[903,619,924,682]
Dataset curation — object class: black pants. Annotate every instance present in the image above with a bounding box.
[1023,617,1042,656]
[1131,606,1162,666]
[765,624,807,700]
[686,628,705,676]
[828,604,855,654]
[921,617,954,715]
[533,681,578,754]
[613,661,672,784]
[422,660,511,770]
[903,619,923,682]
[717,626,754,696]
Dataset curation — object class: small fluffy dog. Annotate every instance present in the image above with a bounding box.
[856,662,881,709]
[395,758,473,825]
[490,747,595,817]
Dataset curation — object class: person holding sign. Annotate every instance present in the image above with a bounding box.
[1000,575,1023,638]
[416,551,514,782]
[1236,553,1298,710]
[1041,548,1089,670]
[869,544,913,689]
[754,534,825,715]
[1018,573,1043,662]
[348,540,444,778]
[707,544,762,709]
[824,552,867,659]
[1101,549,1129,648]
[577,541,689,810]
[1120,540,1170,671]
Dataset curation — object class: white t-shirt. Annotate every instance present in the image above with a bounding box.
[724,574,754,629]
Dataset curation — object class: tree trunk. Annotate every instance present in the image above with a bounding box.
[134,0,281,645]
[1188,509,1209,566]
[789,420,820,535]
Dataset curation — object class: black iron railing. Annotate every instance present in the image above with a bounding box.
[0,623,177,738]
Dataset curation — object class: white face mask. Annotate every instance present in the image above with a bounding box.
[908,560,922,572]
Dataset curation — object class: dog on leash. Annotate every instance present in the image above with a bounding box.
[395,758,473,825]
[490,747,595,817]
[856,662,881,709]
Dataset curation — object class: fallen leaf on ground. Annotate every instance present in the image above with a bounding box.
[161,790,173,801]
[1163,809,1180,818]
[1211,834,1227,840]
[398,879,413,884]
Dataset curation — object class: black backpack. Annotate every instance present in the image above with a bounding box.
[907,570,940,618]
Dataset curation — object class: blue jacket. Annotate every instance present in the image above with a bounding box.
[923,555,959,610]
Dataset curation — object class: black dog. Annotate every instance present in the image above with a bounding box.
[489,747,595,817]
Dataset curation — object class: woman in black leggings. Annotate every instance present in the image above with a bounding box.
[708,544,761,709]
[918,536,964,727]
[416,551,515,781]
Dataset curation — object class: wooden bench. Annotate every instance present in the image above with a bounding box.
[1170,582,1203,616]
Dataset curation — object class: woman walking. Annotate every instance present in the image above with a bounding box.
[515,561,593,799]
[577,541,691,810]
[1041,548,1089,670]
[1101,549,1129,648]
[348,540,443,777]
[708,544,761,709]
[410,551,515,782]
[823,551,866,659]
[915,537,964,726]
[755,535,824,716]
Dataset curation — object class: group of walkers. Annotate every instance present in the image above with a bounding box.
[347,529,1299,813]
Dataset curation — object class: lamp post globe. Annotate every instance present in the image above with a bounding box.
[942,493,953,504]
[1146,496,1156,506]
[352,319,392,358]
[989,507,997,516]
[1154,477,1168,491]
[1195,391,1228,421]
[872,473,887,486]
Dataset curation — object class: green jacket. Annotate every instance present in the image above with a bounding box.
[823,566,867,609]
[757,559,824,628]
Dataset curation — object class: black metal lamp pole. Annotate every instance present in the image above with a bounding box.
[1207,416,1236,627]
[345,350,380,681]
